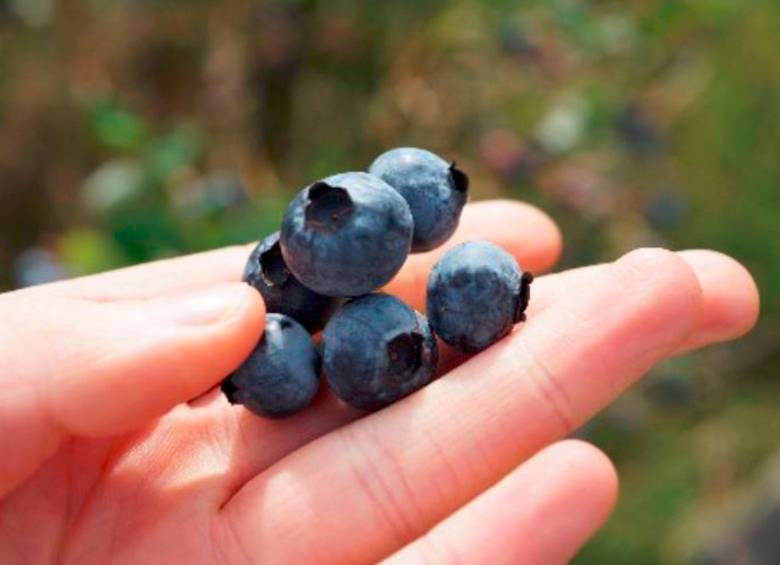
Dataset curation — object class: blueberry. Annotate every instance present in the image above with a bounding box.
[243,232,340,332]
[323,294,438,411]
[221,314,321,419]
[369,147,469,252]
[427,241,533,353]
[280,172,414,297]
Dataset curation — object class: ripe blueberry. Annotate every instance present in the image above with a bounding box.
[281,172,414,297]
[427,241,533,353]
[323,294,439,411]
[369,147,469,252]
[243,232,340,332]
[221,314,321,419]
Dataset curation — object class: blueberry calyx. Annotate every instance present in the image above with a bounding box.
[221,377,240,405]
[260,241,291,288]
[386,331,424,383]
[449,162,470,194]
[514,271,535,323]
[304,182,355,232]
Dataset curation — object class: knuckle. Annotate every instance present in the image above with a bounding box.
[339,424,424,546]
[512,337,578,434]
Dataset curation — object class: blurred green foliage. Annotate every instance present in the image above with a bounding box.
[1,1,779,562]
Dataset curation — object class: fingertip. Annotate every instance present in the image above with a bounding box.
[513,440,619,564]
[677,250,761,343]
[234,283,267,340]
[173,281,266,367]
[518,202,564,273]
[200,282,266,379]
[465,200,563,272]
[549,439,619,523]
[614,248,704,340]
[49,283,266,438]
[161,282,263,328]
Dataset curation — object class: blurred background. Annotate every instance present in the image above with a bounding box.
[0,0,778,562]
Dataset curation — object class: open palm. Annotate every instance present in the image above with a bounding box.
[0,201,759,564]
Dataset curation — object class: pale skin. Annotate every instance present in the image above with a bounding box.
[0,200,760,564]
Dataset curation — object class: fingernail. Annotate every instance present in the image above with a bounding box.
[163,284,253,326]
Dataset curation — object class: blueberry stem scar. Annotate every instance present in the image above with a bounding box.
[304,182,355,231]
[260,241,291,288]
[386,331,424,381]
[514,271,535,323]
[449,162,470,194]
[220,377,240,404]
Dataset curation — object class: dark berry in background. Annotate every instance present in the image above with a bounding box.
[369,147,469,253]
[427,241,533,353]
[221,314,321,419]
[243,232,340,333]
[281,172,414,297]
[323,293,438,411]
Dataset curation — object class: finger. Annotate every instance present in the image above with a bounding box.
[386,200,562,310]
[384,441,617,565]
[0,283,264,497]
[526,250,760,353]
[30,245,252,301]
[34,200,561,305]
[438,248,759,374]
[221,248,701,564]
[674,250,760,352]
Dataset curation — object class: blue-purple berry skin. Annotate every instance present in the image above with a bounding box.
[369,147,469,253]
[281,172,414,297]
[323,294,439,411]
[221,314,321,419]
[427,241,533,353]
[243,232,339,332]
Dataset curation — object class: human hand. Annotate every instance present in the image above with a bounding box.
[0,201,759,564]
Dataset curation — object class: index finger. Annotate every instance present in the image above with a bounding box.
[36,200,562,307]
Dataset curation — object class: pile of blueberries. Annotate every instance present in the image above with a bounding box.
[221,148,534,418]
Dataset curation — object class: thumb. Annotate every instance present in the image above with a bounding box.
[0,282,264,496]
